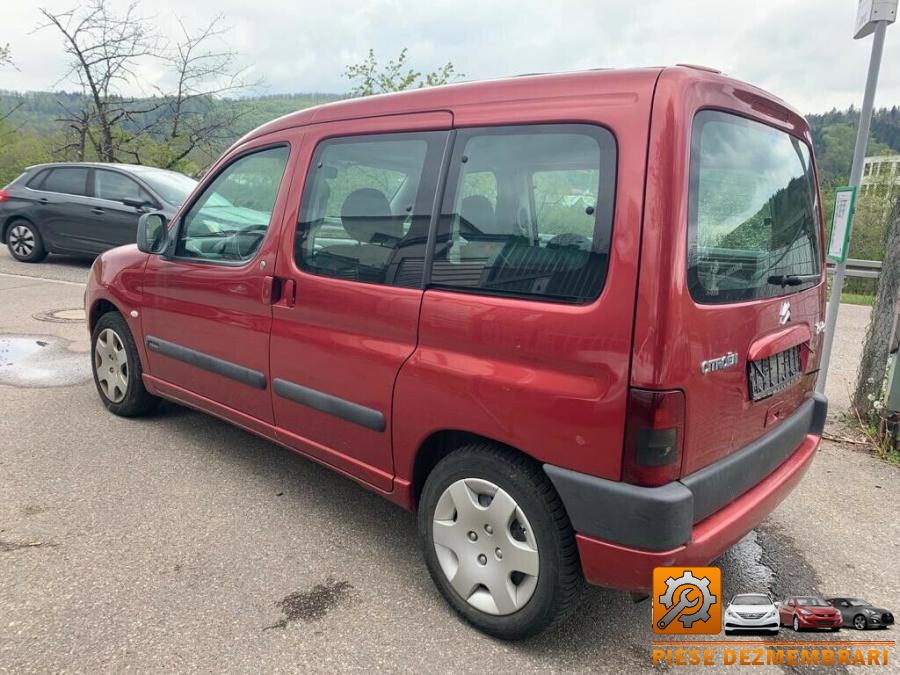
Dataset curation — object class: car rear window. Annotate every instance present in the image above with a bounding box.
[687,111,821,304]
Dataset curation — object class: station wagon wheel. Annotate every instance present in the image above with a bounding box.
[432,478,540,616]
[418,443,583,640]
[94,328,129,403]
[90,311,158,417]
[6,220,47,263]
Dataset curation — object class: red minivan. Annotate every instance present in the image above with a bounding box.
[86,66,827,639]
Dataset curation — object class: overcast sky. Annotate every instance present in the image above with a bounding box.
[2,0,899,113]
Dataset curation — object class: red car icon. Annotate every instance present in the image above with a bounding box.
[778,597,843,631]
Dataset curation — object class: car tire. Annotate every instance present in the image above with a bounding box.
[6,219,48,262]
[418,443,583,640]
[91,311,159,417]
[853,615,868,631]
[793,616,801,632]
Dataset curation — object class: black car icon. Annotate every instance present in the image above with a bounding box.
[825,598,895,631]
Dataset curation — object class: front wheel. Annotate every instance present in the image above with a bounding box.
[793,616,801,632]
[418,444,583,640]
[854,615,868,631]
[91,311,158,417]
[6,220,47,262]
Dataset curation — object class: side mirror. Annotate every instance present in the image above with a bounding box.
[137,212,169,254]
[774,602,781,607]
[122,197,151,210]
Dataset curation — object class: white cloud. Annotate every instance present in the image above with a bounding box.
[1,0,898,113]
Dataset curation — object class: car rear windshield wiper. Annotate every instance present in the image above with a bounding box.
[767,273,820,287]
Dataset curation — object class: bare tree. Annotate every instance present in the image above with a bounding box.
[150,14,256,169]
[344,48,462,97]
[853,194,900,421]
[39,0,158,161]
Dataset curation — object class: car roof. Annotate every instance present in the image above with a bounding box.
[25,162,178,176]
[238,65,802,146]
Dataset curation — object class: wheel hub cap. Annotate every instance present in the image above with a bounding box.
[9,225,35,257]
[432,478,539,616]
[94,328,128,403]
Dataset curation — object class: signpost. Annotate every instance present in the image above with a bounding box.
[827,187,857,263]
[816,0,897,393]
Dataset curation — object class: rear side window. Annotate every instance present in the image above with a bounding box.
[687,111,821,304]
[94,170,153,204]
[41,168,89,196]
[431,124,616,303]
[296,131,447,287]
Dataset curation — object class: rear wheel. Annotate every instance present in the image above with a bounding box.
[418,444,583,640]
[91,311,158,417]
[6,220,47,262]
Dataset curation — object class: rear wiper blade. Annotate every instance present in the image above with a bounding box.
[767,273,820,287]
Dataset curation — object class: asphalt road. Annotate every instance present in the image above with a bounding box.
[0,250,897,674]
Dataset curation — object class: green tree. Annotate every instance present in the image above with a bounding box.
[344,48,462,97]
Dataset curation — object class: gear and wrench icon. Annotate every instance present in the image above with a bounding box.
[657,570,717,629]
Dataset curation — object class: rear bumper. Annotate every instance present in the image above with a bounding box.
[545,392,826,592]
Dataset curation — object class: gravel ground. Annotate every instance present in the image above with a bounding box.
[0,252,896,674]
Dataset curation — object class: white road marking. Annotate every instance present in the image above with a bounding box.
[0,271,86,287]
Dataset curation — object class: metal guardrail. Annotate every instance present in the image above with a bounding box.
[826,258,882,279]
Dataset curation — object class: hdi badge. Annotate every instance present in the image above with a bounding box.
[653,567,722,635]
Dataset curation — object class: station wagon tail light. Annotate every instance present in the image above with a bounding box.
[0,189,8,202]
[622,388,685,487]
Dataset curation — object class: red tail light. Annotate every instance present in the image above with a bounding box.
[622,388,685,487]
[0,189,9,202]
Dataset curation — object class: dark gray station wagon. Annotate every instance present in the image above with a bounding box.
[0,162,196,262]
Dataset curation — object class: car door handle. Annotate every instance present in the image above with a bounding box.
[91,207,105,215]
[38,198,49,204]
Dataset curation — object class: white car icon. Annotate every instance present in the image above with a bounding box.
[724,594,780,635]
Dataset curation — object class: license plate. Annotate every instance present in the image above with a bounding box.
[748,345,802,401]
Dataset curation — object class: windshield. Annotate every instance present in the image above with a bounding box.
[848,600,871,607]
[131,168,197,206]
[687,110,821,304]
[796,598,829,607]
[733,595,770,606]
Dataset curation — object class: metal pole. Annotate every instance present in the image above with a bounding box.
[816,20,888,393]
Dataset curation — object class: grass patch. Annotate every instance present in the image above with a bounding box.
[841,292,875,306]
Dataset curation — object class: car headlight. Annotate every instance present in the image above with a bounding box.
[764,609,777,619]
[865,609,878,615]
[800,610,813,617]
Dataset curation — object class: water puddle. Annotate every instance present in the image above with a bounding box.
[32,307,86,324]
[264,579,353,630]
[0,335,91,388]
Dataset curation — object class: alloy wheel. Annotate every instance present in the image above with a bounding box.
[9,224,35,258]
[94,328,128,403]
[854,615,867,630]
[432,477,539,616]
[793,616,800,632]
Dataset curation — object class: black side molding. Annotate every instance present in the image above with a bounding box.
[145,336,267,390]
[273,378,385,432]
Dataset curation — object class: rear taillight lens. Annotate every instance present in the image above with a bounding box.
[622,388,685,487]
[0,189,9,202]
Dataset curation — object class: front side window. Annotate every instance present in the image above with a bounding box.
[176,146,289,262]
[42,168,89,196]
[296,132,447,287]
[431,124,616,303]
[687,110,821,304]
[94,170,152,204]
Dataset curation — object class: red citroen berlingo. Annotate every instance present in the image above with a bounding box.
[86,66,827,639]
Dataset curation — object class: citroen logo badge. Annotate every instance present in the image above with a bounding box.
[778,301,791,325]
